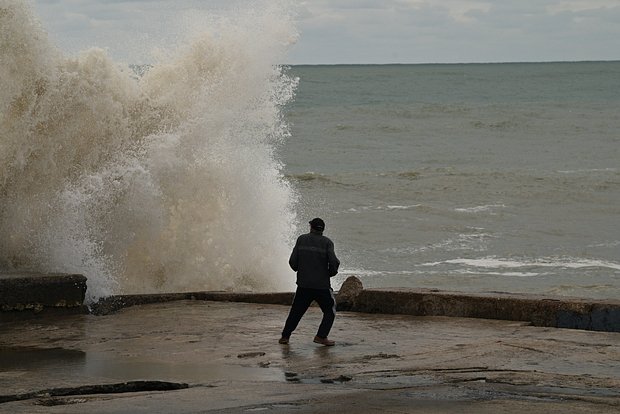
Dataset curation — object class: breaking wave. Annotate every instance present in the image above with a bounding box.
[0,0,299,301]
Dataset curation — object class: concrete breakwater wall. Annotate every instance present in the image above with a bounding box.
[2,273,619,333]
[348,287,620,333]
[90,291,295,316]
[90,276,620,332]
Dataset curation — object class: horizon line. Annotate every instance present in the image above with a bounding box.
[282,59,620,67]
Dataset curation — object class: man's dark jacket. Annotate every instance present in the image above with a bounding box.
[289,230,340,289]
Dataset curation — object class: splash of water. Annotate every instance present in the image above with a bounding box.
[0,0,299,301]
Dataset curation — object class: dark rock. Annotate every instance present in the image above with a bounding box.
[336,276,363,311]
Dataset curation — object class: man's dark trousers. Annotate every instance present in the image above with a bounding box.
[282,287,336,339]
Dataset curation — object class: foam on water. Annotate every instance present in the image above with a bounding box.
[454,204,507,214]
[0,0,299,301]
[424,257,620,272]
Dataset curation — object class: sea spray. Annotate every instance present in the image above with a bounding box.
[0,0,299,300]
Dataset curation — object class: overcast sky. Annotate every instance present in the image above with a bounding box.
[32,0,620,64]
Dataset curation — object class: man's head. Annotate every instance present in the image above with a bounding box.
[309,217,325,232]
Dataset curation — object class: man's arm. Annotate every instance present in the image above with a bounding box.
[327,240,340,277]
[289,238,299,271]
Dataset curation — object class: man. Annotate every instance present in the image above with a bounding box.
[279,218,340,346]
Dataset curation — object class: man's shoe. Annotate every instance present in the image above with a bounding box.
[313,336,335,346]
[278,337,289,345]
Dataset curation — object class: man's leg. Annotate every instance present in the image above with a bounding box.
[281,287,313,339]
[314,288,336,339]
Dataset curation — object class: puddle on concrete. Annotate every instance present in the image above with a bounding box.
[279,343,339,363]
[82,353,284,383]
[0,346,85,370]
[0,346,283,384]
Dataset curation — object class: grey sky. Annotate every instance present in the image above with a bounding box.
[31,0,620,64]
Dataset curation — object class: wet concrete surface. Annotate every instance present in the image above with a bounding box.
[0,300,619,413]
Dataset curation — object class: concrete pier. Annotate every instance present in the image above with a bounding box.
[1,273,619,412]
[1,300,619,413]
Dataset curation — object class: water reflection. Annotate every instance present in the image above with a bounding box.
[0,346,85,370]
[0,346,283,383]
[279,343,335,361]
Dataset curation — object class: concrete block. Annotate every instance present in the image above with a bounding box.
[0,272,87,320]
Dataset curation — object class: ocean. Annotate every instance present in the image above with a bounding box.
[281,63,620,299]
[1,1,618,301]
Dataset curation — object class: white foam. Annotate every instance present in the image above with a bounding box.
[424,257,620,271]
[557,168,618,174]
[454,204,506,213]
[587,240,620,249]
[386,232,493,254]
[454,270,541,277]
[0,1,299,301]
[385,205,422,210]
[338,268,420,277]
[341,204,422,213]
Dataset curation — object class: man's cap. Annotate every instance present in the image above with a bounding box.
[309,217,325,231]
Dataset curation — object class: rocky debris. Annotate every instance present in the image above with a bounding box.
[360,353,401,361]
[237,352,266,359]
[284,372,300,382]
[320,375,353,384]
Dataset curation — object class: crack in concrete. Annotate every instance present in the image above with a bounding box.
[0,380,189,404]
